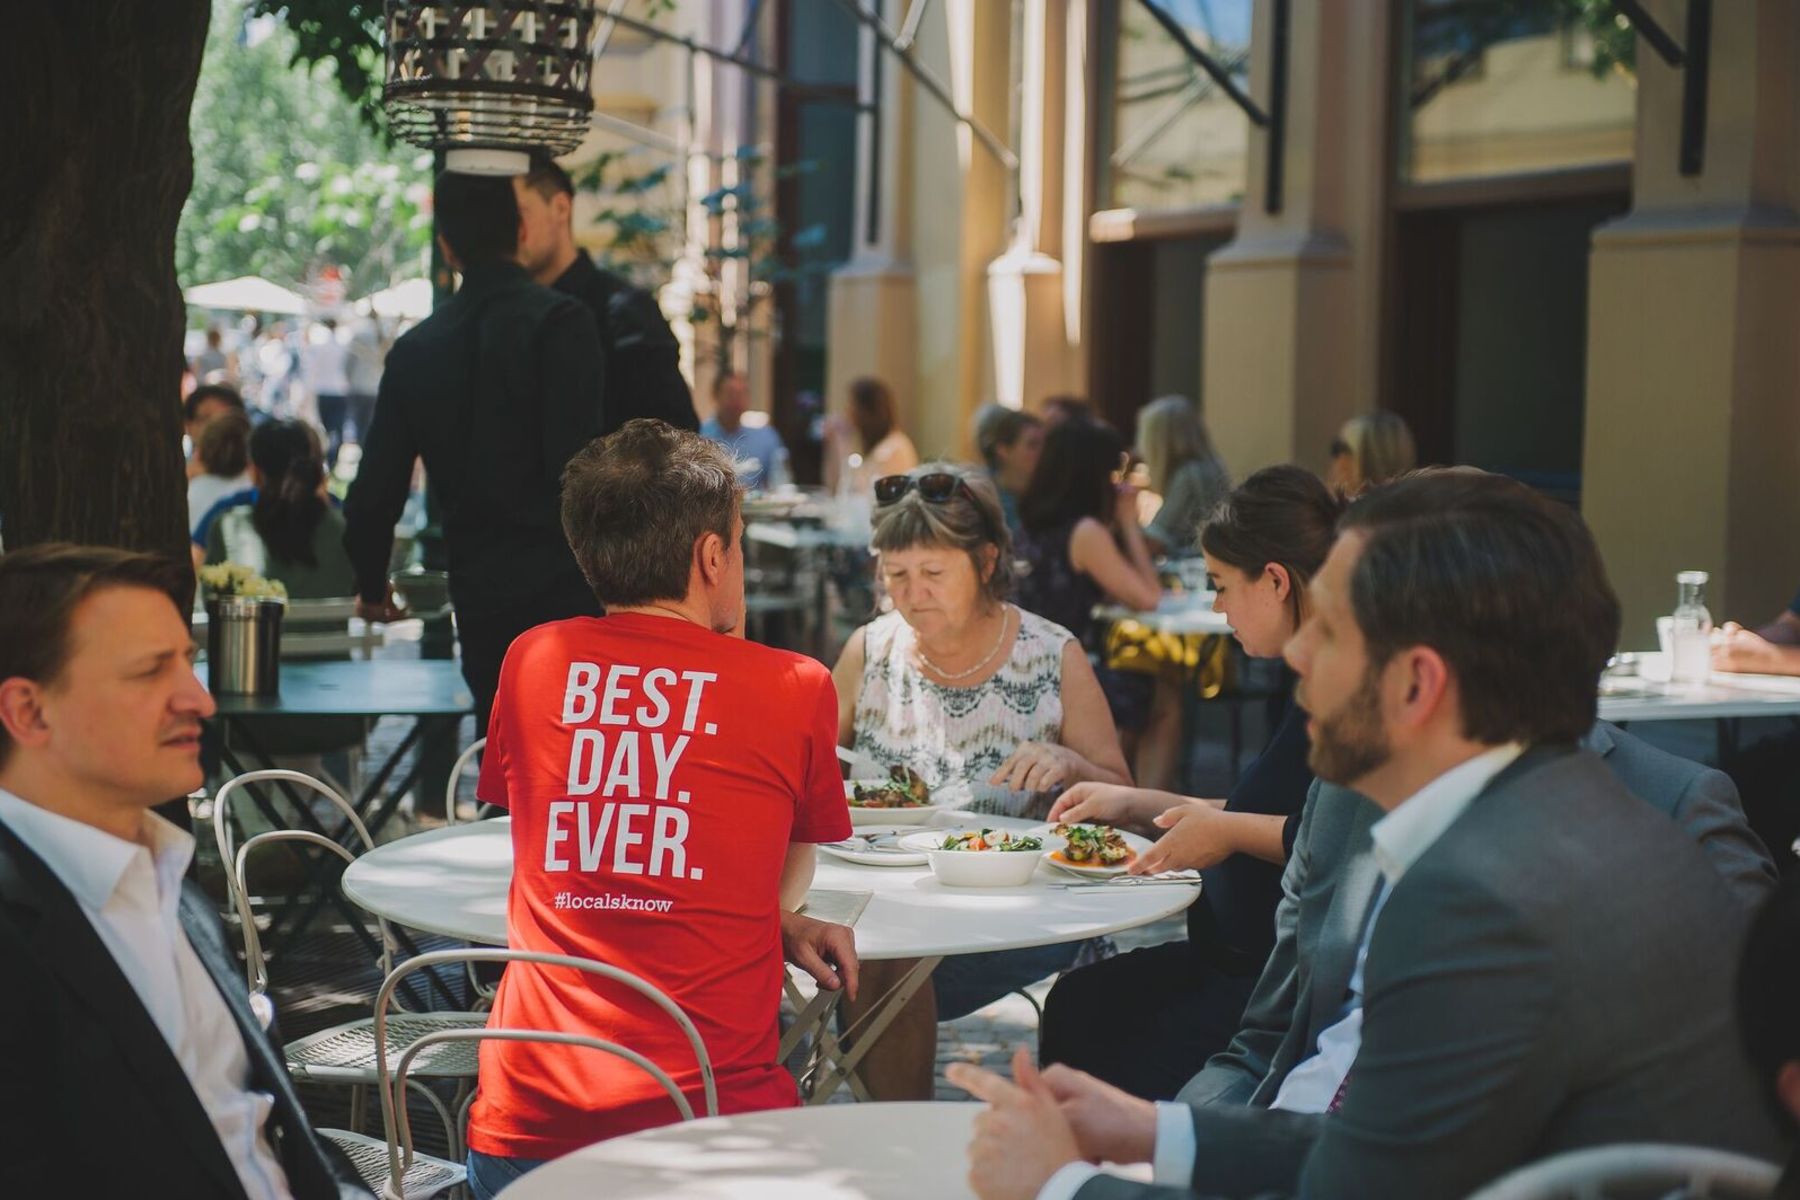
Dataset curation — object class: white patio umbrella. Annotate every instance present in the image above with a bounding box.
[355,277,433,319]
[184,275,310,315]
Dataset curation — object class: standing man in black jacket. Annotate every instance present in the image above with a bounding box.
[514,152,698,434]
[344,171,606,736]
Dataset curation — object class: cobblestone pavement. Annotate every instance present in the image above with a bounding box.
[926,912,1185,1101]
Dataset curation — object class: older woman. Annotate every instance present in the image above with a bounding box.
[831,464,1130,1099]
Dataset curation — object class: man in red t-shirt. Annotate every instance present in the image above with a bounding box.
[464,420,857,1195]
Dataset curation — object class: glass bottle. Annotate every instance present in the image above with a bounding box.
[1669,570,1713,688]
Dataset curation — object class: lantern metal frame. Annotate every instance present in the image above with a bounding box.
[384,1,601,172]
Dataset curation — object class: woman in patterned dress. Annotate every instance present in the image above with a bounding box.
[829,463,1131,1100]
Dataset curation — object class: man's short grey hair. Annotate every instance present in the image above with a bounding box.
[560,419,742,607]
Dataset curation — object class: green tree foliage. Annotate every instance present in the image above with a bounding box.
[247,0,385,124]
[177,0,431,297]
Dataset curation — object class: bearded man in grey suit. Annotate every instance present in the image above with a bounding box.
[950,470,1788,1200]
[1176,720,1773,1118]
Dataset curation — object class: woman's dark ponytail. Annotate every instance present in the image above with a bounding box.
[249,420,328,567]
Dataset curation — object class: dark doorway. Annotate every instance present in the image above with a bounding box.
[1389,193,1626,502]
[1088,231,1232,435]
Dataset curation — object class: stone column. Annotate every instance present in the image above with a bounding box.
[986,0,1082,425]
[1200,0,1392,476]
[825,0,918,432]
[1582,0,1800,639]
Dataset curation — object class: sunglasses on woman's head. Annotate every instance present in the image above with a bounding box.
[874,472,1001,543]
[874,473,971,506]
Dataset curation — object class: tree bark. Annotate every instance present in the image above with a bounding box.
[0,1,210,600]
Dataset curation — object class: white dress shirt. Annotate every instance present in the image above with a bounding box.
[1038,742,1525,1200]
[0,788,293,1200]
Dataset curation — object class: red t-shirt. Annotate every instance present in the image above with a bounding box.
[464,613,849,1159]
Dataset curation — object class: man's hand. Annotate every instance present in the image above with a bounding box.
[779,910,859,1001]
[1038,1062,1160,1165]
[354,583,410,625]
[949,1047,1085,1200]
[1132,803,1235,874]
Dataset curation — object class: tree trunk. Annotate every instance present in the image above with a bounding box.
[0,1,210,603]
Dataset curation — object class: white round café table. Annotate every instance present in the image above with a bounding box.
[341,814,1199,959]
[501,1102,982,1200]
[342,813,1198,1102]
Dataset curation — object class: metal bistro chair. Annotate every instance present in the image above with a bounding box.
[218,771,488,1151]
[351,948,720,1200]
[1466,1144,1783,1200]
[441,738,501,1012]
[443,738,496,826]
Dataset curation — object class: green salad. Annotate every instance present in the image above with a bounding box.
[940,829,1044,853]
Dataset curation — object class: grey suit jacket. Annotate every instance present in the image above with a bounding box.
[1077,732,1782,1200]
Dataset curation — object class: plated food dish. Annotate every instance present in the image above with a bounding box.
[845,764,945,827]
[1035,822,1148,878]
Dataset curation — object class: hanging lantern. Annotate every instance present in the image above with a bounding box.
[384,1,600,175]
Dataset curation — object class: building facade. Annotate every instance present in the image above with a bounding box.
[573,0,1800,638]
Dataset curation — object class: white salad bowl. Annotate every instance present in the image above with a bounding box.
[899,828,1064,887]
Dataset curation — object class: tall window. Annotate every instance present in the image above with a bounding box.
[774,0,859,392]
[1098,0,1255,211]
[1401,0,1637,183]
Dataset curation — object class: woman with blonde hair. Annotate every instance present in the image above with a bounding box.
[1136,395,1230,555]
[1327,409,1416,496]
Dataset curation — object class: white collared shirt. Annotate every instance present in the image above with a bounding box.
[0,788,293,1200]
[1038,742,1525,1200]
[1267,740,1523,1113]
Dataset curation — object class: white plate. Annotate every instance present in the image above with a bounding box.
[819,826,928,867]
[1031,823,1154,878]
[846,802,948,828]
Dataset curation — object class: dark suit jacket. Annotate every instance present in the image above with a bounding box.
[551,249,697,435]
[0,820,371,1198]
[1080,733,1785,1200]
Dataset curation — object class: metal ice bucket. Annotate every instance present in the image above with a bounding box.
[206,595,284,696]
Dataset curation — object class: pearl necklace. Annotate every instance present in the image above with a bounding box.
[915,606,1013,681]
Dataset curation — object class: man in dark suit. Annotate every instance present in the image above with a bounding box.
[0,543,368,1198]
[951,471,1787,1200]
[344,169,607,736]
[514,153,698,435]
